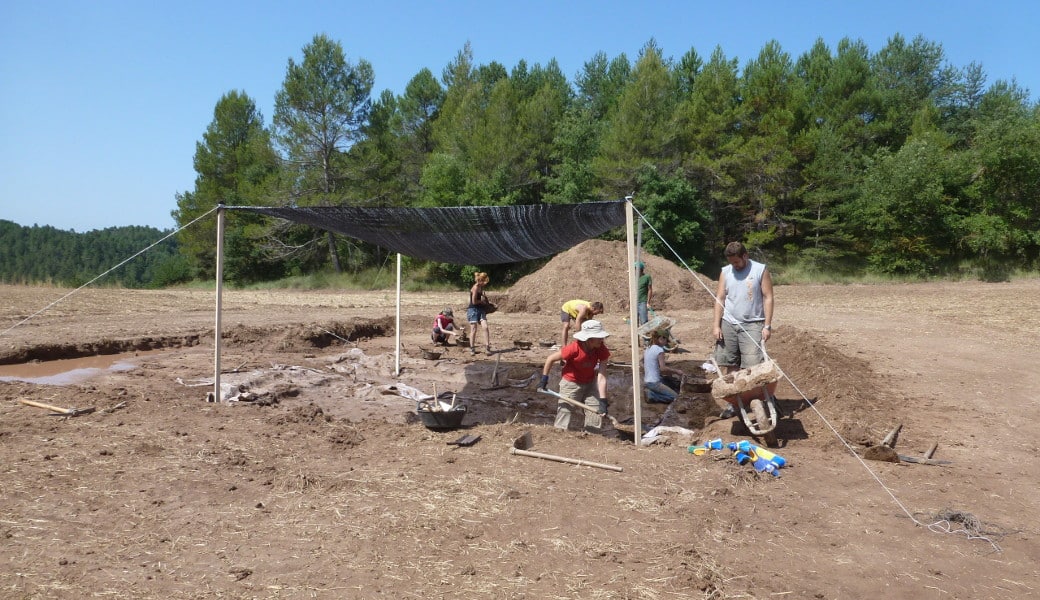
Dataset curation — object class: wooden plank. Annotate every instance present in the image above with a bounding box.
[898,455,951,466]
[881,423,903,448]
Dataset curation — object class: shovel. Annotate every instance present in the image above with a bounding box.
[535,387,633,435]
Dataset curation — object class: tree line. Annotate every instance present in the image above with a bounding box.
[0,220,185,288]
[172,33,1039,285]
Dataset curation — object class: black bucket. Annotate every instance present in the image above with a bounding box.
[417,405,467,430]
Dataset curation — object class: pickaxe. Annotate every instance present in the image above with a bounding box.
[18,398,96,417]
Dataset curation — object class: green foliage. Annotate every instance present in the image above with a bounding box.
[595,40,677,195]
[632,166,709,269]
[543,105,602,204]
[152,32,1040,288]
[0,220,180,288]
[149,253,193,288]
[849,136,959,275]
[172,90,280,282]
[271,34,375,272]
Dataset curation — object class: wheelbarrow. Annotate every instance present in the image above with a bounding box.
[710,358,781,447]
[637,314,679,351]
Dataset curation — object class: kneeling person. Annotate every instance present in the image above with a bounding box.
[644,330,683,403]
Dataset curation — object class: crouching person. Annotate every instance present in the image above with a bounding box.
[431,308,460,345]
[539,320,611,431]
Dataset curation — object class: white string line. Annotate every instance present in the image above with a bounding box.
[0,206,219,338]
[628,203,1001,549]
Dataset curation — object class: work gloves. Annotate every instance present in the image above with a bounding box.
[539,375,549,390]
[597,397,609,415]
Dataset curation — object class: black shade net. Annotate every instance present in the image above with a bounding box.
[227,201,627,265]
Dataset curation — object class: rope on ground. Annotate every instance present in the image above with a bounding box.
[0,206,219,338]
[629,203,1000,551]
[923,509,1005,553]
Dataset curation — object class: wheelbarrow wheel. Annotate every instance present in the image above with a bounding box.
[749,398,769,430]
[748,398,780,448]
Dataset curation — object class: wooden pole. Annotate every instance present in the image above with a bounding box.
[394,253,401,377]
[213,205,225,403]
[625,198,642,446]
[510,447,623,472]
[881,423,902,448]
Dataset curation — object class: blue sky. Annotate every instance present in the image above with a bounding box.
[2,0,1037,232]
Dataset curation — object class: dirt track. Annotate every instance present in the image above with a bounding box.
[2,273,1040,599]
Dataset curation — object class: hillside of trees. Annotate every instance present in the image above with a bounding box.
[13,33,1031,289]
[171,33,1039,286]
[0,220,185,288]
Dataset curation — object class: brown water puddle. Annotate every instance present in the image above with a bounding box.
[0,350,165,385]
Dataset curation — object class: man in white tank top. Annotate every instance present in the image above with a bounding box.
[712,242,774,391]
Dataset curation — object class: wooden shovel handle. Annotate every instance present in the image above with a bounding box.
[537,388,623,429]
[18,398,72,414]
[510,447,623,472]
[538,388,597,413]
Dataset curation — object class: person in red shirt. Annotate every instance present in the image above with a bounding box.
[431,308,460,345]
[539,319,611,431]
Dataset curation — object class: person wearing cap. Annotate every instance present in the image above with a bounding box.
[431,308,460,345]
[539,319,612,431]
[558,299,604,348]
[636,261,653,326]
[713,241,774,417]
[644,329,683,404]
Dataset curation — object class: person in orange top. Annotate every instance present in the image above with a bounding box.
[539,319,611,431]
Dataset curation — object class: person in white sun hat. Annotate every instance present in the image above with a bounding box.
[539,319,612,431]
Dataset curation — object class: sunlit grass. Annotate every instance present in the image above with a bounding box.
[240,268,463,293]
[773,258,1039,285]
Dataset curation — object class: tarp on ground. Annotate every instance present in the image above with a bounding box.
[227,201,627,265]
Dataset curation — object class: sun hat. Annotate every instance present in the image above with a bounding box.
[573,319,610,341]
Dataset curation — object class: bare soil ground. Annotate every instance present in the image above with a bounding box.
[2,241,1039,599]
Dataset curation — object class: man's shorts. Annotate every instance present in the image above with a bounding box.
[713,320,765,369]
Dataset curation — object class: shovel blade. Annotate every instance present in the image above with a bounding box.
[512,431,533,450]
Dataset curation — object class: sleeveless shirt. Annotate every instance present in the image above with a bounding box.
[721,259,766,324]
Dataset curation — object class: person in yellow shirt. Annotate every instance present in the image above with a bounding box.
[559,299,604,347]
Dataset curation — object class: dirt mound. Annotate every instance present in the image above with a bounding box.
[499,239,716,314]
[222,318,394,353]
